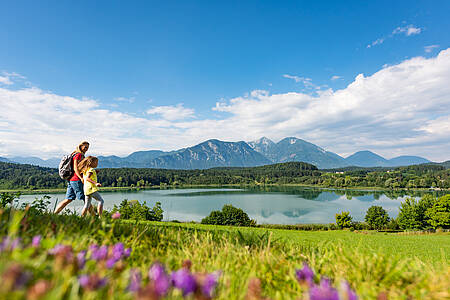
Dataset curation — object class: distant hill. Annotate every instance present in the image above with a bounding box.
[345,151,389,167]
[249,137,348,169]
[98,150,167,168]
[345,151,430,167]
[10,156,60,168]
[147,139,271,169]
[0,157,11,163]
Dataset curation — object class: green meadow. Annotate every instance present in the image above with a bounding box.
[0,208,448,299]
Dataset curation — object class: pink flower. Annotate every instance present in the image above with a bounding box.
[112,212,121,219]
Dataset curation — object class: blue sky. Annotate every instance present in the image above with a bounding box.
[0,1,449,161]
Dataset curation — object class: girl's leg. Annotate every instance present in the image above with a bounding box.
[91,192,104,217]
[81,194,92,216]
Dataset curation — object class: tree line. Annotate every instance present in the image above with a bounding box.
[0,161,449,190]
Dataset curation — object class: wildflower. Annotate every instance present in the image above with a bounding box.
[1,264,32,292]
[295,262,314,286]
[124,247,132,257]
[106,257,118,269]
[91,245,108,261]
[309,278,339,300]
[112,212,121,219]
[31,235,41,248]
[149,263,170,296]
[78,274,107,291]
[11,237,22,250]
[77,250,87,269]
[171,268,196,296]
[341,281,358,300]
[112,242,125,259]
[127,269,142,292]
[49,244,74,264]
[136,284,160,300]
[201,271,221,298]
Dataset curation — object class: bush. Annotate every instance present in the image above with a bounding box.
[365,206,390,230]
[0,192,21,208]
[397,195,435,230]
[111,199,163,221]
[201,204,255,226]
[335,211,352,229]
[425,194,450,229]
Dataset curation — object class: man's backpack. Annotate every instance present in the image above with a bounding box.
[58,153,75,180]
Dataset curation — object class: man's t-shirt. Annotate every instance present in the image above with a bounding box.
[69,152,84,181]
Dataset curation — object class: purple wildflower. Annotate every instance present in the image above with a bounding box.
[106,257,118,269]
[10,238,21,250]
[48,244,74,262]
[78,274,107,291]
[91,245,108,261]
[201,271,221,298]
[127,269,142,292]
[149,263,170,296]
[341,281,358,300]
[295,262,314,285]
[171,269,196,296]
[112,242,125,260]
[309,278,339,300]
[89,244,99,253]
[31,235,41,248]
[77,251,87,269]
[112,212,121,219]
[1,264,32,291]
[124,248,132,258]
[0,237,21,252]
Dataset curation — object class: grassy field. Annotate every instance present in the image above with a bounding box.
[0,209,448,299]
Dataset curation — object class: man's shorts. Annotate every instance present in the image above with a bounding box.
[65,180,85,201]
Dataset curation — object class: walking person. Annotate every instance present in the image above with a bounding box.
[78,156,104,217]
[54,141,90,214]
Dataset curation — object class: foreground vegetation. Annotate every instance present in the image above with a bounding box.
[1,161,449,191]
[0,201,449,299]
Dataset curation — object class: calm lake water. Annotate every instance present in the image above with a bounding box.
[17,187,443,224]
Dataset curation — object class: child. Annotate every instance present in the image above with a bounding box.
[78,156,104,217]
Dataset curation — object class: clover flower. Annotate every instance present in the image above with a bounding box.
[31,235,41,248]
[171,268,196,296]
[112,212,121,219]
[309,278,339,300]
[295,262,314,286]
[149,263,171,296]
[127,268,142,292]
[91,245,108,261]
[78,274,107,291]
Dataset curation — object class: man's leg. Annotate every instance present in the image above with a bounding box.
[54,198,73,214]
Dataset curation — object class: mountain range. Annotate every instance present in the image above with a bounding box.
[1,137,434,169]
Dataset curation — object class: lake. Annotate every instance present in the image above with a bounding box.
[17,187,443,224]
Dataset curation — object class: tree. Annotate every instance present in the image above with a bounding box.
[365,206,390,230]
[425,195,450,229]
[397,195,435,230]
[335,211,352,229]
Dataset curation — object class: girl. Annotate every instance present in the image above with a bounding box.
[78,156,104,217]
[54,141,90,214]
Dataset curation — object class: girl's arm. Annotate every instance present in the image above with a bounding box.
[85,172,102,187]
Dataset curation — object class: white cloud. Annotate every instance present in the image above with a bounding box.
[146,104,195,121]
[368,24,422,48]
[282,74,303,83]
[331,75,341,81]
[424,45,439,53]
[367,38,385,48]
[1,49,449,161]
[393,25,422,36]
[0,76,12,85]
[114,96,135,103]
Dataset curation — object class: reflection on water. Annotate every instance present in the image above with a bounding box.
[17,187,445,225]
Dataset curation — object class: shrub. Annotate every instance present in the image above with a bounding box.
[111,199,163,221]
[335,211,352,229]
[425,194,450,229]
[201,204,255,226]
[0,192,21,208]
[397,195,435,230]
[365,206,390,230]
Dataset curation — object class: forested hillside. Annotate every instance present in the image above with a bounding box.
[0,161,449,190]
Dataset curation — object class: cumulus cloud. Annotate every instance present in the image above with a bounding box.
[0,49,449,161]
[424,45,439,53]
[146,103,195,121]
